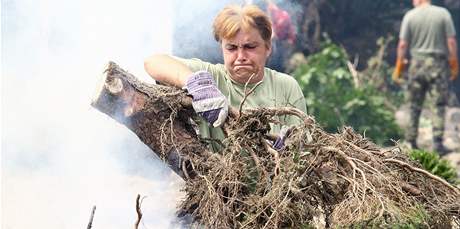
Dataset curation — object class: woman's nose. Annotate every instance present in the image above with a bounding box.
[236,49,248,61]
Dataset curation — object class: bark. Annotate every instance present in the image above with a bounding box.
[91,61,209,179]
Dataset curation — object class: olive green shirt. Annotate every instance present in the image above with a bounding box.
[400,4,456,57]
[178,57,307,151]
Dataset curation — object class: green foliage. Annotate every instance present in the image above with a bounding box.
[386,205,431,229]
[409,149,459,184]
[349,205,430,228]
[293,40,403,145]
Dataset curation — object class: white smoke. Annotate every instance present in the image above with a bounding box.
[1,0,186,228]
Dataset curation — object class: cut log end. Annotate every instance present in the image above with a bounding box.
[91,62,148,120]
[90,64,111,108]
[106,77,123,95]
[91,63,124,104]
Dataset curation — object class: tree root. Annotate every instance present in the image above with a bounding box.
[383,158,460,195]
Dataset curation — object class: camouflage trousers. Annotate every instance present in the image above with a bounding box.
[406,56,449,146]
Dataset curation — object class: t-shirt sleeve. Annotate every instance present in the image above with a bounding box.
[399,13,410,41]
[443,10,456,37]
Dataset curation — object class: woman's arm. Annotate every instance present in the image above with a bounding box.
[144,54,193,87]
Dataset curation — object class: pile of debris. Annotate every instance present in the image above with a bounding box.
[179,107,459,228]
[92,62,459,228]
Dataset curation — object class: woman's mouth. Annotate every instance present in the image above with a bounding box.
[234,64,252,70]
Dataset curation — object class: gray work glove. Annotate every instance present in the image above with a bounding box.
[273,126,292,150]
[185,71,229,127]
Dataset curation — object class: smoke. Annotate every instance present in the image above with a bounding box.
[1,0,186,228]
[2,0,304,227]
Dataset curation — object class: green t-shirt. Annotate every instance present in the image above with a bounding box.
[400,4,456,57]
[178,57,307,151]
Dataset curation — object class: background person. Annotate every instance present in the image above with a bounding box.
[392,0,458,155]
[266,0,296,72]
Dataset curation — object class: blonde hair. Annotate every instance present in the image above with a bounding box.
[213,4,272,47]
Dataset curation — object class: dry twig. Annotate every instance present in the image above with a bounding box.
[134,194,145,229]
[87,205,96,229]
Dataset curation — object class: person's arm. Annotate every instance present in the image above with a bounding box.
[144,54,193,87]
[447,36,458,81]
[396,39,408,60]
[392,39,408,84]
[144,54,229,127]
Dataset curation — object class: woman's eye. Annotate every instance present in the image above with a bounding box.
[244,44,257,49]
[225,45,237,51]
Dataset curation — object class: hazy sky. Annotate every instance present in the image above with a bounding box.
[1,0,188,228]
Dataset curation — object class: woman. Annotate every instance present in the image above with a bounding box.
[144,4,306,151]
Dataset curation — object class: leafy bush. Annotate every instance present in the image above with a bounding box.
[292,40,403,145]
[409,149,458,184]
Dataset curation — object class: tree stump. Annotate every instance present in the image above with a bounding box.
[91,61,209,179]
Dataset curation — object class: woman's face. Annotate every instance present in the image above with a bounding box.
[221,28,271,84]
